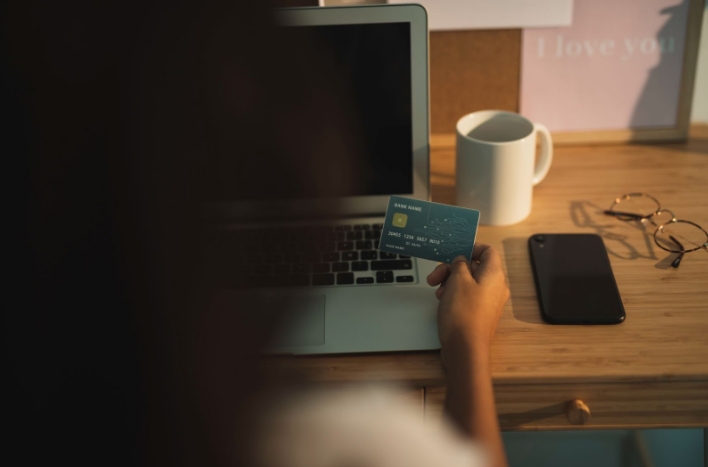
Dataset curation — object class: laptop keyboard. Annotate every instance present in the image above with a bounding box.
[212,223,416,288]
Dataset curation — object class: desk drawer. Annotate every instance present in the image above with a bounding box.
[425,381,708,431]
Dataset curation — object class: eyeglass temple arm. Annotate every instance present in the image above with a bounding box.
[603,210,646,220]
[669,235,684,268]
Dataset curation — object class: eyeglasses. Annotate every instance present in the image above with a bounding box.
[604,193,708,268]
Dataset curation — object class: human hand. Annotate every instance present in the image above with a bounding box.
[426,244,509,355]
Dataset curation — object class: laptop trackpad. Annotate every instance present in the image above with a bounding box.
[270,294,326,348]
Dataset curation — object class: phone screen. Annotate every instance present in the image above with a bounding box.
[529,234,625,324]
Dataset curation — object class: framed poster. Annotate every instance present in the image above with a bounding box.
[520,0,704,144]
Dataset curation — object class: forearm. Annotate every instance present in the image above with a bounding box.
[443,336,508,467]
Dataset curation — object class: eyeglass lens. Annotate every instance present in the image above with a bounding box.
[611,194,660,220]
[655,221,708,253]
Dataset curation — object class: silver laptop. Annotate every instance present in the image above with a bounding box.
[212,4,440,355]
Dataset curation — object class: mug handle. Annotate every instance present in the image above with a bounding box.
[532,123,553,186]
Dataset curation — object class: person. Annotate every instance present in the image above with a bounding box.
[3,1,510,466]
[428,248,511,467]
[243,247,510,467]
[244,247,511,467]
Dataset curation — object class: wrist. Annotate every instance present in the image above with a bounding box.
[443,327,491,355]
[441,328,491,367]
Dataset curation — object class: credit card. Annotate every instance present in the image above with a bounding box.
[379,196,480,264]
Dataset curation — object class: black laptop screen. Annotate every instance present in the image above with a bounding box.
[208,22,413,202]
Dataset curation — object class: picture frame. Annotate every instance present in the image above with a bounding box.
[520,0,704,145]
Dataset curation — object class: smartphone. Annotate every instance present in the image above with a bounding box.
[528,234,625,325]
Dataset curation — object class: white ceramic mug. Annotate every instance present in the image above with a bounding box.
[456,110,553,226]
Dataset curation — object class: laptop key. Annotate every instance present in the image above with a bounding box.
[299,243,316,253]
[379,252,397,260]
[337,241,354,251]
[323,252,339,262]
[376,271,394,283]
[342,251,358,261]
[371,260,412,270]
[372,223,383,229]
[337,272,355,285]
[396,275,415,283]
[365,230,380,240]
[309,232,326,244]
[292,263,310,274]
[347,231,363,240]
[329,232,346,241]
[374,240,380,249]
[291,274,310,287]
[356,240,372,250]
[284,252,301,263]
[332,262,349,272]
[312,273,335,286]
[271,275,291,287]
[312,263,330,273]
[334,225,352,231]
[320,242,336,252]
[302,252,321,263]
[356,277,374,284]
[360,250,377,260]
[351,261,368,271]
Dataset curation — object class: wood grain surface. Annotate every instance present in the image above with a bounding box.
[273,125,708,389]
[425,381,708,431]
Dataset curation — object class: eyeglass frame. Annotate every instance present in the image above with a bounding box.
[603,192,708,268]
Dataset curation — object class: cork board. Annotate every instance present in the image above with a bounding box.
[430,29,521,134]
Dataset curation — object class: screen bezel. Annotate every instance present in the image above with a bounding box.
[209,5,429,221]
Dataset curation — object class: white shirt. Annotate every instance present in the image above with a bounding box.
[252,385,488,467]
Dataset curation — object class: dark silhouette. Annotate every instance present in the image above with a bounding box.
[2,1,347,466]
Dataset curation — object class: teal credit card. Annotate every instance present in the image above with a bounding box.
[380,196,480,264]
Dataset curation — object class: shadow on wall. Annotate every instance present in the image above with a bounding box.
[630,0,691,129]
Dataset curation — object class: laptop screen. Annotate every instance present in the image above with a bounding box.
[294,23,413,198]
[213,22,413,203]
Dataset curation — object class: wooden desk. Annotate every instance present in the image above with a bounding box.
[276,126,708,431]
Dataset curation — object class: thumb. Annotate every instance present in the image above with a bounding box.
[472,245,504,284]
[448,255,472,280]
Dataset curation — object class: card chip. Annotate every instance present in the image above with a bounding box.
[392,212,408,228]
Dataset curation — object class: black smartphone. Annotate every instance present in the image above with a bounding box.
[528,233,625,325]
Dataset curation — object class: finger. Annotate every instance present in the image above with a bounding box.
[469,261,480,274]
[449,255,472,276]
[427,263,450,286]
[435,284,445,300]
[473,246,504,283]
[471,243,493,262]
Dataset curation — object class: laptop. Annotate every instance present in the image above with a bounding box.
[210,4,440,355]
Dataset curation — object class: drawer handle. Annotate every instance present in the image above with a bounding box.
[566,399,591,425]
